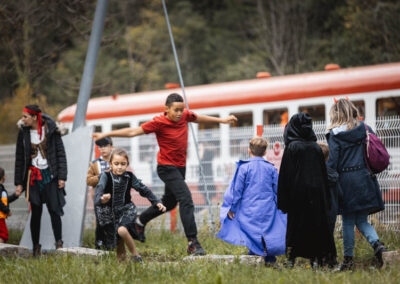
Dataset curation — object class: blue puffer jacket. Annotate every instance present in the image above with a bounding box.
[326,121,384,215]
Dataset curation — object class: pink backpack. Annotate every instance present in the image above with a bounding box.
[364,124,390,174]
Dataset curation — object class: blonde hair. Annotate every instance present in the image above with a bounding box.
[249,137,268,157]
[327,99,360,130]
[317,142,329,161]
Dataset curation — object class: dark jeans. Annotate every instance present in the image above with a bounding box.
[30,179,62,246]
[31,203,62,246]
[140,165,198,239]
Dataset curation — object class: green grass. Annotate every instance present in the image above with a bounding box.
[2,228,400,284]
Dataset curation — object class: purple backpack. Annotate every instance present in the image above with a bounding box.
[364,124,390,174]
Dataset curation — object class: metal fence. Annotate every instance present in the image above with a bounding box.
[1,117,399,233]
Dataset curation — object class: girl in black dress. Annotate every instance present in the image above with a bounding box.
[95,148,166,262]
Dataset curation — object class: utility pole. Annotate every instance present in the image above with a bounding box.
[72,0,109,131]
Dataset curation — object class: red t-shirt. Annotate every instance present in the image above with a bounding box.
[141,109,197,167]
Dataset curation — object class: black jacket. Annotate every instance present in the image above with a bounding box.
[14,114,67,189]
[94,171,160,207]
[0,184,19,215]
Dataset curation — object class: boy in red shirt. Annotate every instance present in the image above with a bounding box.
[93,93,237,255]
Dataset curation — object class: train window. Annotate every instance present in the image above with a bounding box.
[112,123,130,130]
[198,114,220,130]
[94,125,102,132]
[230,112,253,127]
[351,100,365,119]
[263,108,288,126]
[376,97,400,117]
[298,104,325,121]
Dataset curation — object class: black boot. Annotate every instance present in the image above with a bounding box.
[373,240,386,268]
[336,256,354,271]
[33,244,42,257]
[310,257,319,270]
[56,240,63,249]
[286,247,295,268]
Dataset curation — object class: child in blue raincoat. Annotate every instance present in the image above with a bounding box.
[217,137,287,264]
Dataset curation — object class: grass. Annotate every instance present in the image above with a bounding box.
[1,227,400,284]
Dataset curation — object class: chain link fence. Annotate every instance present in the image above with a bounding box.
[1,117,399,233]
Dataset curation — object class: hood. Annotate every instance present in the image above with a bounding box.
[284,112,317,146]
[329,121,366,144]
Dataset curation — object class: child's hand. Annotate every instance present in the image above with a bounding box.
[156,203,166,212]
[222,115,238,124]
[92,132,105,141]
[7,211,12,217]
[227,210,235,219]
[15,185,23,196]
[101,193,111,204]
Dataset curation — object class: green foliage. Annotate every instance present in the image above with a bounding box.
[1,0,400,135]
[0,84,59,144]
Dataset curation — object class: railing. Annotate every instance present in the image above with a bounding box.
[1,117,399,232]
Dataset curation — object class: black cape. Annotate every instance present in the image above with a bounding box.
[277,113,336,259]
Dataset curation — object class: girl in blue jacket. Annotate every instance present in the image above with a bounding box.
[326,99,386,270]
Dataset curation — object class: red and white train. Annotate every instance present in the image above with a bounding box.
[58,62,400,132]
[58,62,400,204]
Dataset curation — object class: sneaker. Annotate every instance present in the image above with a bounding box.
[131,255,143,263]
[134,222,146,243]
[187,238,206,255]
[335,256,354,271]
[373,240,386,268]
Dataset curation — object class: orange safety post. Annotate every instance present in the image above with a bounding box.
[257,125,263,137]
[170,208,177,233]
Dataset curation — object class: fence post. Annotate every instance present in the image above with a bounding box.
[257,125,263,137]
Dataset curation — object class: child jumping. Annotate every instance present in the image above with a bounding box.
[94,149,166,262]
[93,93,237,255]
[278,113,336,269]
[0,167,20,243]
[218,137,287,265]
[87,137,114,249]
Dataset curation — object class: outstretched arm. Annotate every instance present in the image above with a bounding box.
[195,114,237,124]
[92,126,145,141]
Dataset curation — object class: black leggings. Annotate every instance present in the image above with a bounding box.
[30,203,62,246]
[140,165,198,239]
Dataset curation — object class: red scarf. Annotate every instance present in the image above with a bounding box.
[23,107,43,139]
[28,166,42,186]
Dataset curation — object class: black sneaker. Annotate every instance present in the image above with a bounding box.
[335,256,354,271]
[373,240,386,268]
[134,222,146,243]
[55,240,63,249]
[187,238,206,255]
[131,255,143,263]
[32,244,42,257]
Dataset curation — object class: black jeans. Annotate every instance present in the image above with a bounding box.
[30,180,62,246]
[140,165,198,239]
[31,203,62,246]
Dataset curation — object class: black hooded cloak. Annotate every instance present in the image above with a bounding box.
[277,113,336,259]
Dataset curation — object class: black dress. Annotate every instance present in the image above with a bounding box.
[95,171,160,248]
[277,113,336,259]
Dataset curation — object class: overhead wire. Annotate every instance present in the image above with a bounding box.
[161,0,216,232]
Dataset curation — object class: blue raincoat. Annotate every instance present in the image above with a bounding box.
[217,157,287,256]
